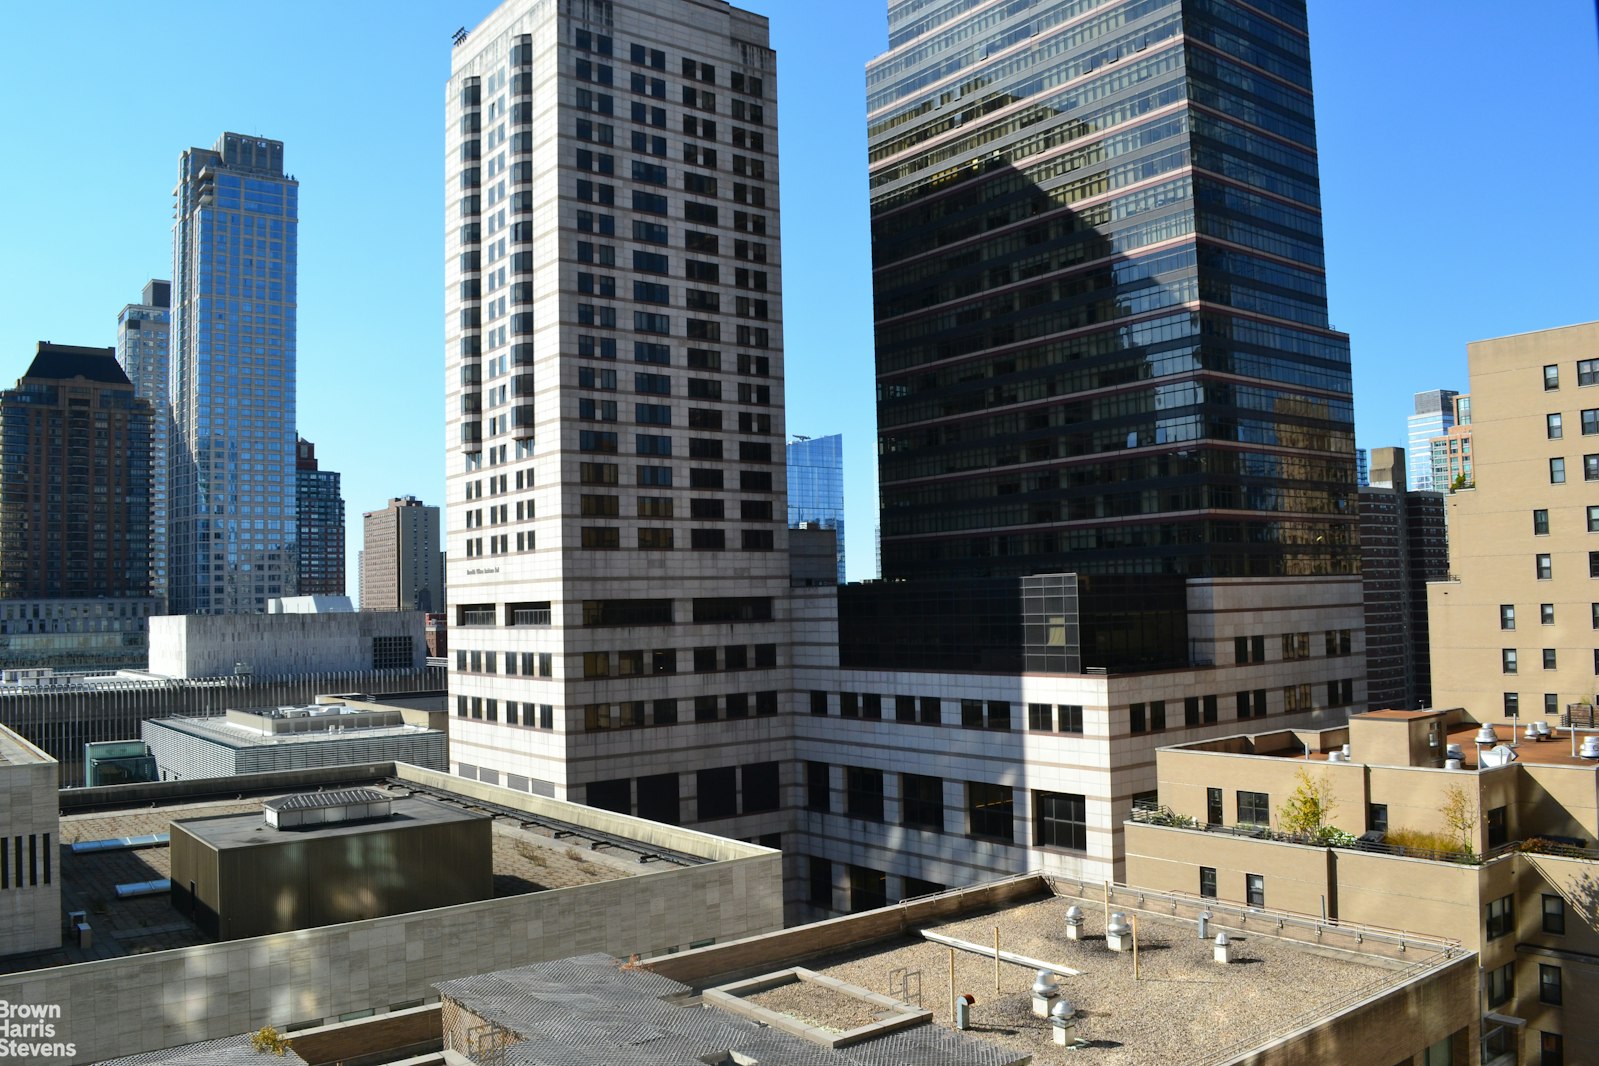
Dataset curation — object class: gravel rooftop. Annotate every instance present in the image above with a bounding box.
[784,895,1416,1066]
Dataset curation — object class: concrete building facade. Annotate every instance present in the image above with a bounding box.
[169,132,299,614]
[148,610,425,679]
[115,279,172,609]
[143,702,448,780]
[443,0,792,821]
[0,725,60,957]
[361,495,442,612]
[1430,322,1599,725]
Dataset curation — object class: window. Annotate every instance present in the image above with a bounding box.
[1538,554,1553,579]
[960,699,984,728]
[1543,893,1566,935]
[1487,805,1507,847]
[809,691,829,716]
[1485,961,1513,1007]
[1544,648,1558,670]
[806,761,830,811]
[1588,454,1599,480]
[1199,866,1217,898]
[895,695,917,722]
[808,857,832,908]
[1542,1031,1565,1066]
[1505,692,1520,716]
[845,767,884,821]
[1540,963,1563,1005]
[1547,413,1564,439]
[1542,603,1556,624]
[1534,509,1550,534]
[1591,550,1599,578]
[1245,873,1265,907]
[848,865,887,913]
[697,767,737,820]
[986,700,1012,730]
[1059,704,1084,733]
[1500,604,1516,630]
[1368,803,1388,833]
[1503,649,1518,674]
[920,696,942,725]
[1486,894,1514,939]
[1237,791,1269,826]
[1585,408,1599,435]
[1034,791,1087,851]
[1546,364,1561,390]
[901,774,944,831]
[1028,703,1052,731]
[1551,458,1567,484]
[967,781,1014,841]
[743,763,780,814]
[1583,359,1599,386]
[1547,691,1561,715]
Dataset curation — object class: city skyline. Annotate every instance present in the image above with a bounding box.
[2,1,1595,584]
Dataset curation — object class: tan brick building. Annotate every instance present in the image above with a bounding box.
[1126,709,1597,1065]
[1430,321,1599,726]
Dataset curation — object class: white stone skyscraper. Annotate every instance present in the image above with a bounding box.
[444,0,789,813]
[169,133,299,614]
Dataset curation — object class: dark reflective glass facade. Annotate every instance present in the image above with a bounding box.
[869,0,1355,580]
[839,572,1187,673]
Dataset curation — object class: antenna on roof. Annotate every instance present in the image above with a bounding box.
[452,26,469,47]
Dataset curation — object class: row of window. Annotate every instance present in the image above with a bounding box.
[1545,454,1599,483]
[579,526,776,551]
[808,691,1086,733]
[807,764,1088,850]
[1529,551,1599,579]
[1233,629,1352,664]
[1197,866,1264,906]
[1541,357,1599,391]
[1496,602,1599,629]
[1484,957,1565,1009]
[0,833,50,891]
[454,696,553,729]
[583,761,780,824]
[1499,647,1599,674]
[1543,408,1599,439]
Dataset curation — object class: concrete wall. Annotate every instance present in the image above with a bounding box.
[149,611,425,678]
[0,739,60,956]
[1231,952,1477,1066]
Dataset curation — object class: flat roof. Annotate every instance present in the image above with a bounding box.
[146,714,438,749]
[0,723,52,766]
[1355,709,1441,721]
[175,794,477,848]
[464,888,1450,1066]
[1,781,648,976]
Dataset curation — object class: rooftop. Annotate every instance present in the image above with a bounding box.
[444,878,1463,1066]
[145,704,440,749]
[0,722,53,767]
[1,779,647,975]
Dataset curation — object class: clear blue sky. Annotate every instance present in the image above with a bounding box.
[2,2,1595,585]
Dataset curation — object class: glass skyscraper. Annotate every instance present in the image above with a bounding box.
[1406,388,1458,492]
[116,279,171,609]
[868,0,1356,581]
[169,133,299,614]
[786,433,845,581]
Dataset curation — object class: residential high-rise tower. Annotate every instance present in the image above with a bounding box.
[116,279,171,609]
[444,0,788,806]
[0,344,157,668]
[295,437,345,596]
[868,0,1357,581]
[169,132,299,614]
[361,496,442,613]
